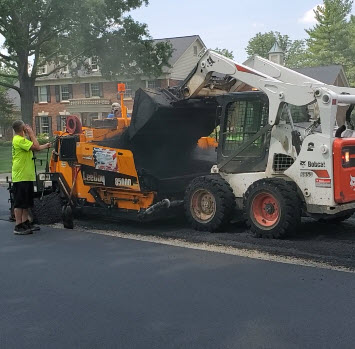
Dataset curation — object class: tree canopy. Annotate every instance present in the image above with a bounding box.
[214,48,234,60]
[0,0,173,123]
[306,0,355,84]
[246,31,290,59]
[0,65,16,137]
[245,0,355,85]
[246,31,310,68]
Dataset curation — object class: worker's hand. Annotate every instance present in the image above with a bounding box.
[24,124,34,135]
[45,143,51,149]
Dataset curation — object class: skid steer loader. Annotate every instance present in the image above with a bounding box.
[27,50,355,238]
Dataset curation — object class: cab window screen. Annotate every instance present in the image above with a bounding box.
[222,99,269,157]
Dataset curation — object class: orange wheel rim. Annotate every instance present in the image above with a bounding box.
[251,192,280,228]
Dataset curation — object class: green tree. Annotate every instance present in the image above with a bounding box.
[0,0,172,124]
[246,31,291,59]
[284,40,311,68]
[306,0,352,64]
[246,31,310,68]
[0,65,15,136]
[214,48,234,60]
[0,90,15,139]
[306,0,354,85]
[347,15,355,84]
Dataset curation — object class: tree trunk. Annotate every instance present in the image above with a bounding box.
[19,78,35,126]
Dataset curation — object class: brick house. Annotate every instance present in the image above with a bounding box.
[32,35,206,135]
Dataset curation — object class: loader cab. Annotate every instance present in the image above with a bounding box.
[216,92,270,173]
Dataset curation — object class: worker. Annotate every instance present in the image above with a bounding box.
[107,103,122,118]
[11,120,51,235]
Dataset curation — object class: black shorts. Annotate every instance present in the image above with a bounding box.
[13,181,34,209]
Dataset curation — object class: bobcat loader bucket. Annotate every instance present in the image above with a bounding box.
[130,88,218,181]
[129,88,218,145]
[101,88,219,194]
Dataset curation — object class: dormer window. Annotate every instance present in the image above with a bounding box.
[62,56,69,73]
[37,65,48,75]
[90,57,99,71]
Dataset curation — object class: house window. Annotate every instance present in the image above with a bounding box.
[62,56,69,73]
[36,116,51,135]
[82,113,99,127]
[60,85,70,101]
[57,115,67,131]
[62,65,69,74]
[37,65,48,75]
[39,86,48,103]
[90,57,99,71]
[123,81,133,98]
[90,83,101,97]
[147,80,157,89]
[193,46,198,56]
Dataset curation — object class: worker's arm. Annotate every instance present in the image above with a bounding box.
[24,125,51,151]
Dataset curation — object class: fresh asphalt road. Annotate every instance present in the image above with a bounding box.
[0,190,355,348]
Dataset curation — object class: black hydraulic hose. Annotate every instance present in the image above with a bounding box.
[335,125,346,138]
[346,105,355,130]
[45,146,50,172]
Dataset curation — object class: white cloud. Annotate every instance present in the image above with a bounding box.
[299,5,323,24]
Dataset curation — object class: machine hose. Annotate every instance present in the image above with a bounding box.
[140,199,184,218]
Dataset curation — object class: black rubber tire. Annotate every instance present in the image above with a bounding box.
[243,179,301,239]
[184,175,236,232]
[62,205,74,229]
[318,213,354,224]
[31,192,62,225]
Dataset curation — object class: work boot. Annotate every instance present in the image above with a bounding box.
[23,220,40,232]
[13,223,33,235]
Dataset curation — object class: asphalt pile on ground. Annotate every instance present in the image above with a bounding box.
[72,213,355,270]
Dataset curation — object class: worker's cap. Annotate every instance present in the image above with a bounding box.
[112,102,121,110]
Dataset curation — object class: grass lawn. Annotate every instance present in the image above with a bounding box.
[0,145,51,174]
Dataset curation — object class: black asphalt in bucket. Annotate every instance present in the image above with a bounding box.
[98,88,219,194]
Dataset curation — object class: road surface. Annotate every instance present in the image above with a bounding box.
[0,187,355,348]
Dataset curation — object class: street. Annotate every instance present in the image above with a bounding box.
[1,188,355,348]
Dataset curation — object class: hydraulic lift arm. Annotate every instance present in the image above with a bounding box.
[176,50,316,125]
[244,55,355,97]
[176,49,355,129]
[177,50,279,99]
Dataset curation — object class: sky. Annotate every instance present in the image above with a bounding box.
[130,0,355,62]
[1,1,354,63]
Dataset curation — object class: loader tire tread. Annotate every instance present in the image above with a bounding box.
[243,179,301,239]
[184,175,236,232]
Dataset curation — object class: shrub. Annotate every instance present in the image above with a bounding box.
[0,140,12,147]
[36,133,55,145]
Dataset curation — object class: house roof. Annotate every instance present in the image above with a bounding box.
[34,35,205,83]
[154,35,205,66]
[293,65,347,85]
